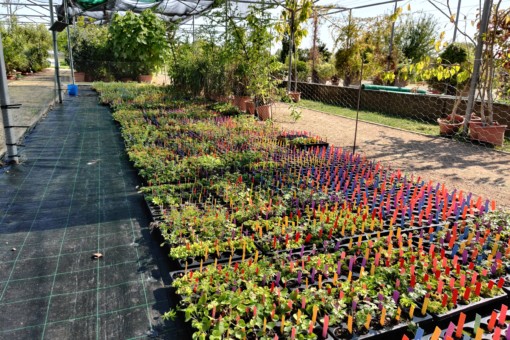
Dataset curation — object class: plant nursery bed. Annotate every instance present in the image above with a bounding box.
[431,292,508,324]
[93,83,510,340]
[328,321,408,340]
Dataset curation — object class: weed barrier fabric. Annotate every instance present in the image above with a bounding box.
[0,87,190,339]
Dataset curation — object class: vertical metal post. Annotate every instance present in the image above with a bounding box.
[0,32,19,164]
[452,0,462,43]
[463,0,492,132]
[192,15,195,43]
[64,0,75,84]
[347,9,352,49]
[286,10,294,93]
[49,0,63,103]
[353,57,363,155]
[386,0,398,71]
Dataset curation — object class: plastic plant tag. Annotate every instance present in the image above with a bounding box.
[430,327,441,340]
[445,322,455,338]
[456,313,466,339]
[347,315,353,334]
[414,327,424,340]
[499,304,508,326]
[322,315,329,338]
[487,311,497,332]
[493,327,501,340]
[421,297,429,315]
[475,328,483,340]
[474,314,481,332]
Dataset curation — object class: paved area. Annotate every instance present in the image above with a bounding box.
[0,87,185,339]
[1,69,71,158]
[273,102,510,209]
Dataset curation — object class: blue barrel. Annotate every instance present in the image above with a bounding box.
[67,84,78,96]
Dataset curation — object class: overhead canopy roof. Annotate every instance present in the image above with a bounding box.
[59,0,217,22]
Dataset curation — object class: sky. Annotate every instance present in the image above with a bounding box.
[4,0,510,53]
[182,0,510,53]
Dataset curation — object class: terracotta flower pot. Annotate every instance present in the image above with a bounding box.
[257,104,272,121]
[437,114,464,136]
[245,100,255,115]
[74,72,85,82]
[138,75,153,83]
[234,96,251,111]
[288,91,301,103]
[469,122,508,147]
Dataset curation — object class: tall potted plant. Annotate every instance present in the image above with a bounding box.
[276,0,313,102]
[466,2,509,146]
[245,10,282,120]
[108,10,169,82]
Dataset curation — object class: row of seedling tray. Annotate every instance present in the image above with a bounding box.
[95,84,509,339]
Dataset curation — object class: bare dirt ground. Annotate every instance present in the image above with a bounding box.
[272,102,510,209]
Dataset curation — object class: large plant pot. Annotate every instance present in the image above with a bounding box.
[257,104,272,121]
[74,72,85,82]
[234,96,251,111]
[437,114,464,136]
[469,122,508,147]
[138,75,153,83]
[245,100,255,115]
[288,91,301,103]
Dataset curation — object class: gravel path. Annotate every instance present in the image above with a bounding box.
[272,102,510,209]
[1,69,70,158]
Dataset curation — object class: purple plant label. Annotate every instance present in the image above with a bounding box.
[361,257,366,268]
[349,257,355,272]
[300,246,304,257]
[378,293,384,301]
[352,300,357,312]
[297,271,302,284]
[462,249,468,264]
[324,264,328,276]
[392,290,400,303]
[496,251,502,260]
[334,241,340,251]
[491,264,497,275]
[337,261,341,275]
[311,268,316,283]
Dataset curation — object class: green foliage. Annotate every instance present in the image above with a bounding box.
[395,13,438,63]
[59,17,111,80]
[109,10,169,77]
[425,43,473,94]
[316,61,336,83]
[1,19,51,74]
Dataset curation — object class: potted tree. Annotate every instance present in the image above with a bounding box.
[466,2,509,146]
[276,0,313,102]
[108,10,169,83]
[246,11,282,120]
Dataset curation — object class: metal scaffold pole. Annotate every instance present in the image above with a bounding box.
[64,0,75,84]
[0,32,19,164]
[49,0,63,103]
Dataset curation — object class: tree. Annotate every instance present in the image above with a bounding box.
[395,13,438,63]
[275,0,313,92]
[108,10,169,78]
